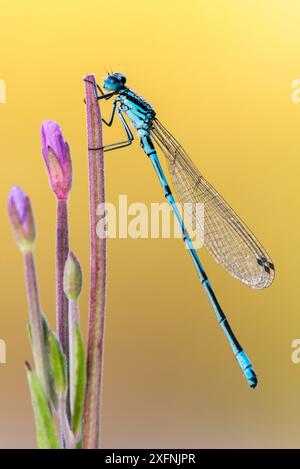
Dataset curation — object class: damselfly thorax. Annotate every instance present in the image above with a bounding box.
[117,87,156,132]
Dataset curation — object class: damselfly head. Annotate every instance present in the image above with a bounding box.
[103,72,126,91]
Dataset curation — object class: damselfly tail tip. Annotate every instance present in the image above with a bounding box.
[247,370,258,389]
[236,351,258,389]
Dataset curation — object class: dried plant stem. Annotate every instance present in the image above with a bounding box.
[24,252,50,398]
[83,74,106,449]
[56,199,69,364]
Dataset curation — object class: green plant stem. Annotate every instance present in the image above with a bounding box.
[83,74,107,449]
[57,396,76,449]
[24,252,50,398]
[69,299,78,413]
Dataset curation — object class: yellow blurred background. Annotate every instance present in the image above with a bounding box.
[0,0,299,448]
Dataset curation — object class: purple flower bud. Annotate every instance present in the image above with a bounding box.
[8,186,36,252]
[41,120,72,200]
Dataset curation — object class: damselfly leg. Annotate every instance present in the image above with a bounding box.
[101,109,134,152]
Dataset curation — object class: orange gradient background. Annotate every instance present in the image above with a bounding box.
[0,0,299,448]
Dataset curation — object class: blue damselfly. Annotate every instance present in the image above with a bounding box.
[84,72,275,388]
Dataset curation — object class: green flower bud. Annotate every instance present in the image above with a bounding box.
[63,252,82,300]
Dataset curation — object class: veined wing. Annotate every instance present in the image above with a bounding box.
[150,118,275,289]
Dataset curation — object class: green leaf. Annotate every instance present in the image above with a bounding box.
[44,331,58,409]
[28,315,58,407]
[40,315,58,407]
[41,313,50,343]
[27,313,49,346]
[27,322,32,343]
[26,364,59,449]
[71,323,86,435]
[48,332,68,397]
[36,423,48,449]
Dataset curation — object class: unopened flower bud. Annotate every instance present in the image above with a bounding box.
[8,186,36,253]
[41,120,72,200]
[63,252,82,300]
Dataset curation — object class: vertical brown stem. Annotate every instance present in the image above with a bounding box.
[56,199,70,423]
[83,74,107,449]
[56,199,69,363]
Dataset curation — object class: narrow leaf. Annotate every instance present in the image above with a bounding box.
[41,313,50,342]
[25,363,59,449]
[28,315,58,408]
[27,314,49,345]
[71,324,86,435]
[48,332,68,397]
[27,322,32,343]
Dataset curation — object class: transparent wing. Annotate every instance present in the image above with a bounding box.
[151,118,275,289]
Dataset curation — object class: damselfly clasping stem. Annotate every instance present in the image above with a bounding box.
[82,74,107,449]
